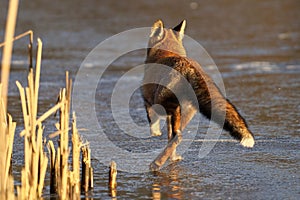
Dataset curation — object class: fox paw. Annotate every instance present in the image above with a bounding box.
[170,154,183,162]
[150,162,160,172]
[151,131,162,137]
[240,136,255,148]
[150,122,162,136]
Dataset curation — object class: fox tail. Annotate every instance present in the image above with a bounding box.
[188,63,255,148]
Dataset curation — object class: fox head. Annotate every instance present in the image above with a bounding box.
[147,20,187,61]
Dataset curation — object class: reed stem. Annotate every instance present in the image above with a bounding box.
[0,0,19,112]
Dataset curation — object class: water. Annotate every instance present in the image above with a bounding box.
[1,0,300,199]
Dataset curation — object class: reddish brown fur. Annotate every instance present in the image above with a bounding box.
[143,20,255,170]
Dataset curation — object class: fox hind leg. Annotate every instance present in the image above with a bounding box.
[150,105,183,171]
[167,115,183,162]
[169,106,183,162]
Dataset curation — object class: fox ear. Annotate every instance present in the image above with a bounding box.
[150,20,164,39]
[173,20,186,40]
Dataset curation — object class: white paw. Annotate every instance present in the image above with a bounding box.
[170,154,183,162]
[151,131,162,137]
[240,136,255,148]
[150,120,162,136]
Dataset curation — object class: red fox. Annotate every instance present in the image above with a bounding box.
[142,20,255,171]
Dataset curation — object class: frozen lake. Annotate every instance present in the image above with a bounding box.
[1,0,299,199]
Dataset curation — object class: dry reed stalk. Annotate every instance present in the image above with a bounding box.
[58,74,71,198]
[10,35,94,198]
[1,0,19,112]
[0,4,20,195]
[109,161,117,198]
[55,146,62,195]
[47,140,56,194]
[16,38,50,199]
[53,87,68,198]
[0,29,33,69]
[81,145,94,192]
[4,175,15,200]
[71,112,81,199]
[109,161,117,189]
[0,30,33,48]
[48,72,89,199]
[90,166,94,189]
[108,161,117,189]
[0,30,33,69]
[0,84,17,199]
[81,147,88,192]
